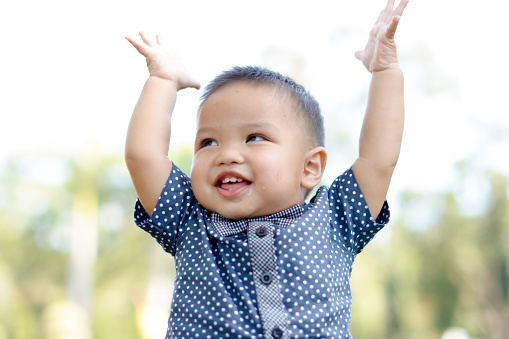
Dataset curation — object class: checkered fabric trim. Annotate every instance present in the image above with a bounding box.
[248,221,289,339]
[210,204,303,237]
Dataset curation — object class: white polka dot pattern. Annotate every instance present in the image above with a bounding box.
[133,165,389,338]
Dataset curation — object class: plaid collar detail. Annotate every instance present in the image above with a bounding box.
[210,204,303,237]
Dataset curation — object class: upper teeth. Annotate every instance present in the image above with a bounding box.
[222,177,243,183]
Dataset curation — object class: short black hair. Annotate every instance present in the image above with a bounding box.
[199,65,324,147]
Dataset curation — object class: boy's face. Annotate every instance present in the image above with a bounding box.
[190,81,311,219]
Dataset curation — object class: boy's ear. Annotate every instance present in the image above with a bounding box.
[301,147,327,189]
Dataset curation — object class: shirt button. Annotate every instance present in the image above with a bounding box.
[272,327,283,338]
[260,272,272,285]
[255,226,268,237]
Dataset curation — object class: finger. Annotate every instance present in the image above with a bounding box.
[125,36,149,56]
[156,34,165,47]
[385,15,401,40]
[385,0,396,11]
[139,31,156,47]
[393,0,409,17]
[354,50,363,60]
[380,0,396,22]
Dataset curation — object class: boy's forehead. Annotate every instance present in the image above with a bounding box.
[198,81,300,120]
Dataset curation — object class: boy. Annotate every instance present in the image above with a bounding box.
[125,0,407,338]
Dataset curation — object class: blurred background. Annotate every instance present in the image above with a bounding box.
[1,0,508,338]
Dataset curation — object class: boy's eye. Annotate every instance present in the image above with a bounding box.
[200,139,218,148]
[246,134,266,142]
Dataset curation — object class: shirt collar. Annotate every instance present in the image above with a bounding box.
[210,204,304,237]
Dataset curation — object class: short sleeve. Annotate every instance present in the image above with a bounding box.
[328,167,390,254]
[133,164,197,255]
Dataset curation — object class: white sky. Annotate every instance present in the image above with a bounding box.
[1,0,508,203]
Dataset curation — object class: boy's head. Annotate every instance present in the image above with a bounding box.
[199,66,325,148]
[190,66,327,219]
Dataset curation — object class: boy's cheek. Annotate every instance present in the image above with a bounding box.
[191,180,212,211]
[190,164,206,197]
[190,156,208,182]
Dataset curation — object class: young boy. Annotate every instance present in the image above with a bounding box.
[125,0,407,338]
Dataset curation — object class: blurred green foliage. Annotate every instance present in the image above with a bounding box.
[0,149,508,339]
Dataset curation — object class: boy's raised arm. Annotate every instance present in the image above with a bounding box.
[351,0,408,219]
[125,33,200,215]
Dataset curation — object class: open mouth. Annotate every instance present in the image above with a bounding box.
[216,176,251,191]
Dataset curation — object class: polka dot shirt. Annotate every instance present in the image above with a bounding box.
[134,165,389,339]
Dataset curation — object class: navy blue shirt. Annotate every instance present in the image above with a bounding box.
[134,164,389,338]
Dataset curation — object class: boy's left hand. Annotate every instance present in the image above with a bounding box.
[355,0,408,73]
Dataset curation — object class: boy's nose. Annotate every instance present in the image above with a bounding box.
[216,146,244,165]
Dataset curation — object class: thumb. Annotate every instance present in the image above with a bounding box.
[181,76,201,90]
[354,50,363,60]
[190,78,201,90]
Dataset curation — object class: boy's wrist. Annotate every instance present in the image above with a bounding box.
[148,75,179,92]
[371,63,402,75]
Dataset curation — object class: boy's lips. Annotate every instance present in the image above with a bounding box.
[215,172,251,197]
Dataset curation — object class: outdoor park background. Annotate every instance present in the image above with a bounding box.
[1,0,508,338]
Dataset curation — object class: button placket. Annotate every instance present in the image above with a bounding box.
[248,221,289,339]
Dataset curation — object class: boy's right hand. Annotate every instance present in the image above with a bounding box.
[126,32,201,91]
[354,0,408,73]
